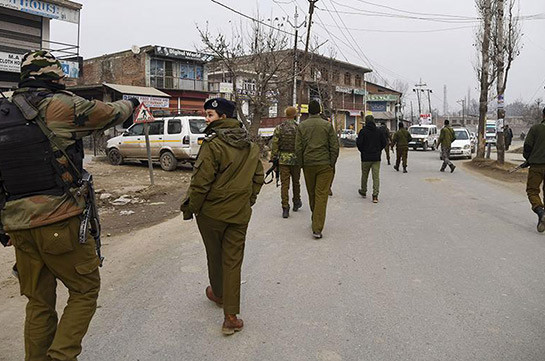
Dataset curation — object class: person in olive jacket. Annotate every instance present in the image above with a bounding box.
[295,100,339,239]
[438,119,456,173]
[524,107,545,233]
[392,122,412,173]
[357,115,387,203]
[181,98,264,335]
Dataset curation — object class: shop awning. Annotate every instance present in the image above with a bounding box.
[103,83,170,98]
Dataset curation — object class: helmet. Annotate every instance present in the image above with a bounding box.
[20,50,65,81]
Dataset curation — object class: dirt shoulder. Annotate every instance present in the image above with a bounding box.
[462,158,528,186]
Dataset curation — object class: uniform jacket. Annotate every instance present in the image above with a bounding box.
[295,115,339,167]
[392,128,412,148]
[271,119,298,166]
[438,125,456,148]
[2,88,133,231]
[380,126,392,146]
[184,118,264,224]
[524,120,545,165]
[356,121,387,162]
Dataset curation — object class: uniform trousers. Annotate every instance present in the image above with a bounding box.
[9,216,100,361]
[279,165,301,209]
[527,164,545,211]
[441,146,454,170]
[384,146,391,163]
[196,214,248,315]
[395,146,409,168]
[302,165,335,233]
[361,161,381,196]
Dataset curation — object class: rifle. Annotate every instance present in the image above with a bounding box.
[509,161,530,174]
[78,171,104,266]
[264,158,280,187]
[0,181,9,247]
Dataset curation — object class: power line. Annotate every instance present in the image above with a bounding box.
[315,24,475,34]
[350,0,479,20]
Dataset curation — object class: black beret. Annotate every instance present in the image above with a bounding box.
[204,98,236,117]
[308,100,322,115]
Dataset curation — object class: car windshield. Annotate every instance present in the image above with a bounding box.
[409,127,428,135]
[486,126,495,134]
[189,118,207,134]
[454,130,469,140]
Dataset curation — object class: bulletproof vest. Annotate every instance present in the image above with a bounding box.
[0,92,83,201]
[278,120,297,153]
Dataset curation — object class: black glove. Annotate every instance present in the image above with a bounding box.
[180,197,193,221]
[127,98,140,108]
[0,233,10,247]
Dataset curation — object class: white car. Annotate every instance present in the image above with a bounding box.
[106,116,207,171]
[448,127,473,159]
[408,124,438,151]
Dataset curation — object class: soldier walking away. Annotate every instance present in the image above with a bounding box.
[438,119,457,173]
[296,100,339,239]
[357,115,387,203]
[504,124,514,151]
[0,50,137,361]
[380,122,392,165]
[181,98,264,334]
[271,106,302,218]
[523,107,545,233]
[392,122,412,173]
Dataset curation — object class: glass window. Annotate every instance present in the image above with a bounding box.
[454,130,469,140]
[344,72,352,85]
[195,66,203,81]
[148,121,164,135]
[355,74,362,87]
[189,118,207,134]
[127,124,144,136]
[168,119,182,134]
[409,127,429,135]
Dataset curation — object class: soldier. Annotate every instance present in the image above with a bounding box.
[271,106,302,218]
[523,107,545,233]
[357,115,387,203]
[181,98,264,334]
[392,122,412,173]
[438,119,457,173]
[380,122,392,165]
[0,51,137,361]
[504,124,514,151]
[295,100,339,239]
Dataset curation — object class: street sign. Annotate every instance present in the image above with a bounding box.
[133,104,155,124]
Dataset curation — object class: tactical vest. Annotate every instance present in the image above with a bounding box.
[278,120,297,153]
[0,92,83,201]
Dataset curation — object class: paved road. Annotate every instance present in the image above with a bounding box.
[4,148,545,361]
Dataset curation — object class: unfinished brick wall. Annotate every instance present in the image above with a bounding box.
[79,50,148,86]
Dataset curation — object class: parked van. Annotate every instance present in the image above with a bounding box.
[485,120,496,145]
[106,116,207,171]
[408,124,438,151]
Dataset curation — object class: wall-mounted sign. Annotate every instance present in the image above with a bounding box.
[335,86,352,94]
[59,60,79,78]
[219,82,233,93]
[353,88,367,96]
[123,94,170,108]
[0,0,79,24]
[0,51,22,73]
[367,94,399,102]
[368,101,387,112]
[154,47,214,62]
[420,113,432,125]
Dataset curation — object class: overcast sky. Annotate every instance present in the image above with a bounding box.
[51,0,544,113]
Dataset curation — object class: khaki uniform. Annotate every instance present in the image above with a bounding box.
[381,126,392,164]
[4,88,134,361]
[182,118,264,315]
[295,115,339,233]
[271,120,301,209]
[392,128,412,169]
[524,121,545,211]
[438,125,456,170]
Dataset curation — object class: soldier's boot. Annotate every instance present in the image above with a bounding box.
[394,165,399,172]
[535,207,545,233]
[450,164,456,173]
[373,195,378,203]
[313,232,323,239]
[11,264,18,279]
[293,200,303,212]
[282,208,290,218]
[358,189,366,198]
[329,189,333,197]
[222,314,244,335]
[440,165,446,172]
[387,159,391,165]
[403,167,408,173]
[206,286,223,307]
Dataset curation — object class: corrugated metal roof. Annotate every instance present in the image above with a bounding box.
[103,83,170,98]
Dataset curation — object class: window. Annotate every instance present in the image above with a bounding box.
[148,121,164,135]
[355,74,362,87]
[344,72,352,86]
[127,124,144,136]
[150,59,165,88]
[321,68,329,81]
[332,70,340,83]
[189,118,207,134]
[168,119,182,134]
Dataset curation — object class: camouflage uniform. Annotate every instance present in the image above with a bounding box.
[271,120,301,210]
[2,51,135,361]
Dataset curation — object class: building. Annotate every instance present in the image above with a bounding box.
[364,82,403,131]
[74,45,214,116]
[0,0,82,90]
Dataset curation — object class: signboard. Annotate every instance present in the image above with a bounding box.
[269,103,278,118]
[335,86,352,94]
[59,60,79,78]
[497,94,505,109]
[0,51,22,73]
[420,114,432,125]
[0,0,79,24]
[123,94,169,108]
[297,104,309,114]
[154,47,213,62]
[496,118,504,132]
[133,104,155,124]
[367,94,399,102]
[219,82,233,94]
[353,88,367,96]
[368,101,387,112]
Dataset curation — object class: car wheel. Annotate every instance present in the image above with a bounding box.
[108,148,123,165]
[423,142,428,151]
[160,151,177,171]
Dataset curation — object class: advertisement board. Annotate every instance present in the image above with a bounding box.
[420,114,432,125]
[59,60,79,78]
[123,95,169,108]
[0,51,22,73]
[0,0,79,24]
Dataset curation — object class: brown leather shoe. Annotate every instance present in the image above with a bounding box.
[222,314,243,335]
[206,286,222,306]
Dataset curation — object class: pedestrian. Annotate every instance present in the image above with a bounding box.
[181,98,264,334]
[523,107,545,233]
[380,122,392,165]
[295,100,339,239]
[271,106,302,218]
[0,50,137,361]
[392,122,412,173]
[438,119,457,173]
[504,124,513,151]
[357,115,387,203]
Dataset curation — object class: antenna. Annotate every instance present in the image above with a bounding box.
[131,45,141,55]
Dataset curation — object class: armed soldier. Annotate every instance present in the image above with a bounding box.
[392,122,412,173]
[380,122,393,165]
[181,98,264,335]
[523,107,545,233]
[438,119,456,173]
[270,106,302,218]
[0,51,137,361]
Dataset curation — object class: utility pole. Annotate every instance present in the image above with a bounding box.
[443,85,448,115]
[496,0,506,164]
[288,6,304,107]
[457,99,466,125]
[410,101,414,124]
[297,0,318,115]
[413,80,432,124]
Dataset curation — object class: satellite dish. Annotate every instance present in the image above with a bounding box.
[131,45,141,55]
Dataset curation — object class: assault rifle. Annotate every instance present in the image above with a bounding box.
[264,158,280,187]
[78,171,104,266]
[0,183,9,247]
[509,161,530,174]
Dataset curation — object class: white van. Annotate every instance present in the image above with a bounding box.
[106,116,207,171]
[408,124,438,151]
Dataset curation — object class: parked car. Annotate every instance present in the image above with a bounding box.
[106,116,207,171]
[485,120,496,145]
[408,124,438,151]
[448,127,473,159]
[340,129,357,147]
[469,132,476,153]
